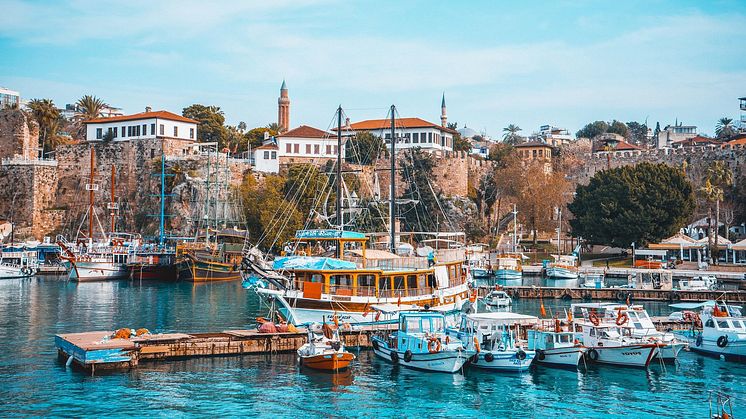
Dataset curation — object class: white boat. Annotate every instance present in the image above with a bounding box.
[372,311,474,373]
[571,303,662,368]
[581,272,605,289]
[493,255,522,281]
[671,301,746,362]
[677,275,718,291]
[448,312,536,372]
[0,247,38,279]
[545,255,579,280]
[527,319,587,368]
[61,240,133,282]
[482,289,512,308]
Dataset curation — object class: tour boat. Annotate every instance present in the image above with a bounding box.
[483,289,512,309]
[545,254,579,280]
[465,243,491,282]
[447,312,536,372]
[671,301,746,362]
[176,229,246,282]
[127,249,177,281]
[493,255,522,281]
[0,247,38,279]
[371,311,474,373]
[570,303,662,368]
[528,319,587,368]
[297,322,355,371]
[60,239,134,282]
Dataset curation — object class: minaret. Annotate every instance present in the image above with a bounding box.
[278,80,290,133]
[440,92,447,127]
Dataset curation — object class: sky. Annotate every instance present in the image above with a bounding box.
[1,0,745,137]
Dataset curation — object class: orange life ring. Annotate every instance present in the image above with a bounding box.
[589,311,600,326]
[615,312,629,326]
[427,337,442,353]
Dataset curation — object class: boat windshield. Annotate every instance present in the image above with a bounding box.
[402,316,444,334]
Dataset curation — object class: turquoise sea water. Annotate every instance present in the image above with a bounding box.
[0,277,744,418]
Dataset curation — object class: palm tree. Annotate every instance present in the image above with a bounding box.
[502,124,522,144]
[266,122,281,134]
[27,98,61,158]
[75,95,108,121]
[715,117,735,140]
[701,160,733,264]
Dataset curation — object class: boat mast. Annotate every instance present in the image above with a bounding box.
[336,105,342,231]
[557,207,562,256]
[89,146,95,241]
[159,147,166,248]
[110,165,116,235]
[204,145,211,245]
[512,204,517,253]
[389,105,396,254]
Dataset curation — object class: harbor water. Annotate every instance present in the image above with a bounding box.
[1,277,744,418]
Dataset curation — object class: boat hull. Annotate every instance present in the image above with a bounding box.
[128,263,178,281]
[0,264,33,279]
[680,332,746,362]
[545,267,579,280]
[469,350,534,371]
[587,344,659,367]
[494,269,521,281]
[177,256,241,282]
[371,338,470,373]
[536,347,586,368]
[69,261,129,282]
[299,352,355,371]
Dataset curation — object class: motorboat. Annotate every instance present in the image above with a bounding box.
[447,312,536,372]
[482,289,512,309]
[59,239,133,282]
[580,272,605,289]
[570,303,662,368]
[371,311,474,373]
[493,255,522,281]
[527,319,587,368]
[671,300,746,362]
[677,275,718,291]
[545,254,579,280]
[297,322,355,371]
[0,247,38,279]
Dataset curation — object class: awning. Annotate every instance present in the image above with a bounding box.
[272,256,357,271]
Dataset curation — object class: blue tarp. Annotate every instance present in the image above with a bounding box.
[272,256,357,271]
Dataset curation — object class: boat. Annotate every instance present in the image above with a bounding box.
[570,303,662,368]
[61,238,134,282]
[297,322,355,371]
[677,275,718,291]
[176,230,246,282]
[545,254,579,280]
[465,243,492,283]
[447,312,536,372]
[127,248,177,281]
[0,246,38,279]
[494,255,522,281]
[482,289,512,308]
[371,310,474,373]
[671,300,746,362]
[580,272,605,289]
[527,319,587,368]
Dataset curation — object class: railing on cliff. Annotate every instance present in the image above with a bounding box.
[1,157,58,167]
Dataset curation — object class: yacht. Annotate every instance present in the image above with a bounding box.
[527,319,587,368]
[677,275,718,291]
[371,311,474,373]
[447,312,536,372]
[671,300,746,362]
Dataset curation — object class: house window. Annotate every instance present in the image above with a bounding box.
[142,124,147,135]
[136,125,141,136]
[294,144,299,153]
[174,126,178,137]
[428,132,432,143]
[271,151,276,159]
[264,151,270,159]
[385,133,391,139]
[538,149,543,157]
[189,128,194,139]
[113,127,117,138]
[96,128,102,139]
[305,144,311,154]
[413,133,419,143]
[333,145,338,154]
[326,145,332,154]
[314,144,320,154]
[286,143,292,153]
[159,124,164,135]
[533,150,537,158]
[122,126,126,137]
[151,123,156,135]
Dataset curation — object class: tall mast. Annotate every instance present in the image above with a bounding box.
[557,208,562,255]
[110,165,116,235]
[513,204,517,253]
[89,146,95,241]
[336,105,342,231]
[389,105,396,254]
[159,147,166,248]
[204,146,211,245]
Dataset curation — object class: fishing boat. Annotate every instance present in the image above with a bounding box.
[297,322,355,371]
[127,248,177,281]
[176,229,245,282]
[482,289,512,309]
[677,275,718,291]
[371,310,473,373]
[0,246,38,279]
[465,243,492,282]
[528,319,587,368]
[570,303,662,368]
[545,254,579,280]
[494,255,522,281]
[447,312,535,372]
[671,300,746,362]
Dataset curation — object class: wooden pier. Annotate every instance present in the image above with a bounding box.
[56,326,393,373]
[496,286,746,303]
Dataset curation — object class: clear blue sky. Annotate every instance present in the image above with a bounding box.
[1,0,744,137]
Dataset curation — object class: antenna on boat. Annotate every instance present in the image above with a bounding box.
[390,105,396,254]
[512,204,517,254]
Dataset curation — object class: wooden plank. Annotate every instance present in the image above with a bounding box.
[138,345,170,354]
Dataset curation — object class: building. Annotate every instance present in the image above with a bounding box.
[656,123,697,148]
[440,93,447,127]
[0,87,20,109]
[740,96,746,134]
[252,141,279,173]
[278,80,290,133]
[671,135,720,148]
[60,103,124,120]
[591,133,641,152]
[277,125,343,165]
[83,108,198,146]
[538,125,573,147]
[513,141,553,173]
[341,117,456,152]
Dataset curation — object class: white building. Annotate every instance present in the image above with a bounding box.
[0,87,20,109]
[340,117,455,152]
[539,125,573,147]
[253,142,279,173]
[656,123,697,149]
[277,125,344,164]
[84,108,198,143]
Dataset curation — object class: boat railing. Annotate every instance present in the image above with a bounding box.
[323,284,435,299]
[436,248,466,263]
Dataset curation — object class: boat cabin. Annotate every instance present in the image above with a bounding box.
[456,312,537,350]
[397,311,447,352]
[527,329,576,351]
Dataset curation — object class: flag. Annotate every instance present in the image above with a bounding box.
[362,302,370,318]
[397,295,402,307]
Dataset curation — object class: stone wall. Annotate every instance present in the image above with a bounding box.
[0,161,62,240]
[0,109,39,161]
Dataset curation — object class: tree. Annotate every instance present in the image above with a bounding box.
[626,121,648,145]
[715,117,736,140]
[452,133,471,152]
[75,95,108,121]
[400,149,443,235]
[513,161,570,244]
[266,122,281,133]
[240,174,303,252]
[575,121,609,139]
[27,98,63,156]
[182,104,229,147]
[502,124,522,144]
[701,160,733,264]
[487,143,514,168]
[568,162,695,247]
[447,122,458,130]
[244,126,278,151]
[607,120,628,138]
[237,121,247,133]
[345,131,384,165]
[284,163,330,219]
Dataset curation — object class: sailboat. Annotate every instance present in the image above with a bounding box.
[243,105,471,325]
[545,208,579,281]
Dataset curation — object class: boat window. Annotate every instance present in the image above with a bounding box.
[589,328,596,337]
[393,276,405,289]
[311,274,323,283]
[330,274,352,287]
[427,274,437,288]
[406,275,417,290]
[418,274,427,289]
[448,265,456,279]
[558,334,571,343]
[405,318,421,333]
[429,317,444,332]
[705,319,715,328]
[358,274,375,287]
[717,320,729,329]
[378,277,390,290]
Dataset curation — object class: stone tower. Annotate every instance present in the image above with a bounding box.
[278,80,290,133]
[440,92,447,127]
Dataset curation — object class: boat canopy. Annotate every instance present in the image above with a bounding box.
[295,229,366,241]
[669,301,742,310]
[272,256,357,271]
[466,312,538,326]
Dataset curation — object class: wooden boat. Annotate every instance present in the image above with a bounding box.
[127,250,177,281]
[176,229,246,282]
[297,323,355,371]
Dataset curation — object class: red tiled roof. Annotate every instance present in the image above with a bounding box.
[723,134,746,147]
[278,125,331,138]
[341,117,458,134]
[613,141,641,151]
[255,143,278,150]
[83,110,198,124]
[672,135,719,146]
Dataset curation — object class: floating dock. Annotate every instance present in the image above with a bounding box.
[56,326,393,373]
[497,286,746,303]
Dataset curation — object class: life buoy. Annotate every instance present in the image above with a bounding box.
[536,349,546,361]
[717,335,729,348]
[695,334,703,347]
[404,350,413,362]
[589,312,600,326]
[586,348,599,362]
[616,291,626,302]
[21,267,33,276]
[469,289,477,303]
[390,350,399,364]
[484,352,494,363]
[427,337,442,353]
[516,350,527,361]
[616,312,629,326]
[582,292,593,302]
